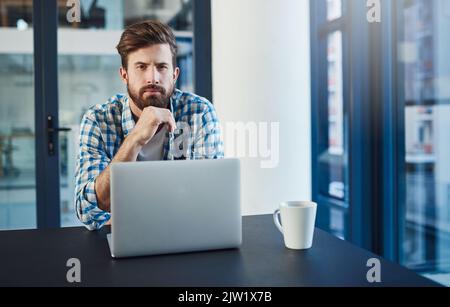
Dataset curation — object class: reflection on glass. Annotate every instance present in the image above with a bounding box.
[330,207,345,240]
[317,30,347,239]
[57,0,194,227]
[319,31,346,201]
[402,0,450,285]
[327,0,342,21]
[0,0,33,28]
[327,31,344,157]
[58,0,193,31]
[0,0,36,230]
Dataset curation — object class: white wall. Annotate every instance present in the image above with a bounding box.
[212,0,311,215]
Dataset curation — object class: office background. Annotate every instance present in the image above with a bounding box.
[0,0,448,286]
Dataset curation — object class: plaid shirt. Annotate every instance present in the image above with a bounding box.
[74,89,224,230]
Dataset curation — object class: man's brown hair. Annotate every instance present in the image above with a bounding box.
[116,20,178,70]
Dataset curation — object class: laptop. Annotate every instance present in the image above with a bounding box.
[107,158,241,258]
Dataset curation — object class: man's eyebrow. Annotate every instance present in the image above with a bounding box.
[133,61,149,66]
[133,61,169,66]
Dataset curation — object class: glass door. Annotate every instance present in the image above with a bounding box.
[0,0,36,230]
[56,0,195,227]
[0,0,207,229]
[398,0,450,285]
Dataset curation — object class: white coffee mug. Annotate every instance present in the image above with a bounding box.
[273,201,317,250]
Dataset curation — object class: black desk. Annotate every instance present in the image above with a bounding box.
[0,215,440,287]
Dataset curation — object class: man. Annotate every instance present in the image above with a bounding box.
[74,20,224,231]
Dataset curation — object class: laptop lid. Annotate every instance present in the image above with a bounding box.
[109,158,241,258]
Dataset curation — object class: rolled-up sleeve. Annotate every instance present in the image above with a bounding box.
[74,110,111,230]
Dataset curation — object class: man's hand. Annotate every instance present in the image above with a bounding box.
[94,107,175,212]
[130,106,177,146]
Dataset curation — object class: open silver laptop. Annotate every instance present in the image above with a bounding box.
[107,159,241,258]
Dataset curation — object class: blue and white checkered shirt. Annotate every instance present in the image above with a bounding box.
[74,89,224,230]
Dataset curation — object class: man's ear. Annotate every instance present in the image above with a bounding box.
[173,67,180,84]
[119,67,128,85]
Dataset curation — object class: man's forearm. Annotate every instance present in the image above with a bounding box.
[95,134,143,212]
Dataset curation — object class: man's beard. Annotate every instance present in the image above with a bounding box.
[127,83,174,110]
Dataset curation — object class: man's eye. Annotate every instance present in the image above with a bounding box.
[137,65,146,70]
[158,66,168,70]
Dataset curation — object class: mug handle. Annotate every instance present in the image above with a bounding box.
[273,209,283,234]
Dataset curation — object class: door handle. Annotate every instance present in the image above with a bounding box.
[47,115,72,156]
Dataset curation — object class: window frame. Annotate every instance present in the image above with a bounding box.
[310,0,376,250]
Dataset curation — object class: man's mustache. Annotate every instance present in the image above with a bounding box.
[140,85,166,96]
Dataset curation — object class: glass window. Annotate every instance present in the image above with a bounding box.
[57,0,194,227]
[319,30,346,201]
[0,1,36,230]
[401,0,450,283]
[314,29,348,239]
[329,207,346,239]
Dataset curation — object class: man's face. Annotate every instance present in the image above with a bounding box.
[120,44,179,110]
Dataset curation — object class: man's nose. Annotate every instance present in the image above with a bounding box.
[146,66,160,85]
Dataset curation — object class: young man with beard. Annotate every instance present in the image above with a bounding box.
[74,20,224,230]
